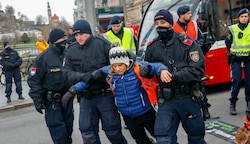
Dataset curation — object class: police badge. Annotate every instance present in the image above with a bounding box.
[189,51,199,62]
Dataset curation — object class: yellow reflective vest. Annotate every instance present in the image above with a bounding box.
[229,24,250,56]
[103,27,136,54]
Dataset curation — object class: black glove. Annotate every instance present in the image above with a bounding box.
[81,72,93,83]
[140,65,152,77]
[62,86,77,108]
[34,102,45,114]
[93,70,107,82]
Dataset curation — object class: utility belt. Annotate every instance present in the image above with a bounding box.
[157,84,191,101]
[78,88,112,99]
[47,91,64,102]
[227,54,250,65]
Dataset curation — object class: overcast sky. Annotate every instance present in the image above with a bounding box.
[1,0,75,25]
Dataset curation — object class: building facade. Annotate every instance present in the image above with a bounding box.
[73,0,150,25]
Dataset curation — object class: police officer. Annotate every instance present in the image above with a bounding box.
[173,5,211,119]
[225,8,250,115]
[0,41,24,103]
[144,9,206,144]
[63,20,127,144]
[103,15,138,54]
[27,28,74,144]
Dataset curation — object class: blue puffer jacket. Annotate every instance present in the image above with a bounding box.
[104,60,168,117]
[74,60,168,117]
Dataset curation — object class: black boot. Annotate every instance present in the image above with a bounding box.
[6,97,11,103]
[18,95,25,100]
[204,108,211,119]
[230,103,237,115]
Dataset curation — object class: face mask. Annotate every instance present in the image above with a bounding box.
[156,26,174,41]
[55,40,67,50]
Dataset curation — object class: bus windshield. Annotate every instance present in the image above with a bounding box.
[138,0,200,55]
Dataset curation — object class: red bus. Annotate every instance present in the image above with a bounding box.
[97,6,124,33]
[138,0,249,86]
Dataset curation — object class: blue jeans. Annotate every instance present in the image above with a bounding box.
[79,93,127,144]
[45,101,74,144]
[155,96,206,144]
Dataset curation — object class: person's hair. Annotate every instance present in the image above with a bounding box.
[109,63,128,73]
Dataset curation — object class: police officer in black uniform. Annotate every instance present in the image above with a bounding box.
[63,20,127,144]
[144,9,207,144]
[0,41,24,103]
[27,28,74,144]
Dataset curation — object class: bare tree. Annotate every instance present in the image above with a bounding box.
[20,14,29,21]
[35,15,46,26]
[60,16,70,27]
[5,5,15,15]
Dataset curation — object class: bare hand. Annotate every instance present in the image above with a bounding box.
[160,70,172,83]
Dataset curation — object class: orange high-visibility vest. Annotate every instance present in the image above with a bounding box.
[134,62,158,105]
[173,20,198,40]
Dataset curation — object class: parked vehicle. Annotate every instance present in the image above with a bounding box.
[137,0,249,86]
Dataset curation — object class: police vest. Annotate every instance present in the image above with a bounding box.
[173,20,198,40]
[229,24,250,56]
[103,28,136,54]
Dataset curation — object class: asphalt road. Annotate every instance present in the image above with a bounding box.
[0,81,247,144]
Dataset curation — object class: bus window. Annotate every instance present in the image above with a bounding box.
[97,6,124,33]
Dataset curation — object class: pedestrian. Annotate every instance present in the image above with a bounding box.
[27,28,74,144]
[36,34,49,53]
[62,46,170,144]
[173,5,211,119]
[225,8,250,115]
[144,9,207,143]
[103,15,138,54]
[66,27,76,45]
[0,41,24,103]
[63,20,127,144]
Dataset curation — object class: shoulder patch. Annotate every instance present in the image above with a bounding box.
[189,51,199,62]
[30,67,37,76]
[183,38,193,46]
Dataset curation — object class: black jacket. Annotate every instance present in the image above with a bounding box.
[27,45,69,104]
[145,32,205,87]
[0,47,22,71]
[63,35,111,93]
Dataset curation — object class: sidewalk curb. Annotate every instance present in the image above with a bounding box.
[0,98,34,113]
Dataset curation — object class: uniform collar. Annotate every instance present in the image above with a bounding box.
[238,22,249,30]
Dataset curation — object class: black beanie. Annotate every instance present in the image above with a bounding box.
[110,16,122,25]
[3,41,9,48]
[154,9,173,25]
[73,20,92,34]
[177,6,190,16]
[49,28,66,44]
[238,8,249,17]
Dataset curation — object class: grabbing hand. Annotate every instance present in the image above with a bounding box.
[35,103,45,114]
[93,70,107,82]
[160,70,172,83]
[140,65,152,77]
[62,86,77,108]
[81,72,93,83]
